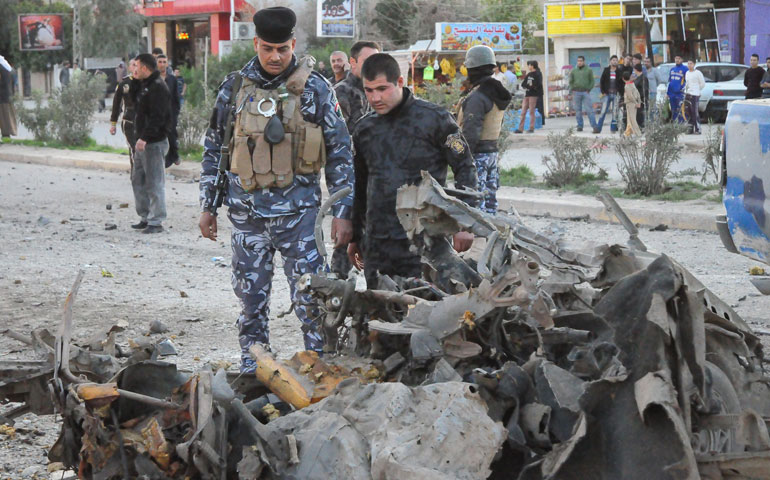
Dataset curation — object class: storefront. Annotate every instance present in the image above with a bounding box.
[138,0,250,68]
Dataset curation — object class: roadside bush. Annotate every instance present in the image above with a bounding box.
[419,78,464,112]
[615,114,686,195]
[541,128,605,187]
[15,91,53,141]
[50,72,104,145]
[701,120,722,183]
[178,93,212,156]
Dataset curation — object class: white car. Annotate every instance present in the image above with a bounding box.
[655,62,748,122]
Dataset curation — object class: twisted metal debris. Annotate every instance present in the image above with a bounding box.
[2,172,770,479]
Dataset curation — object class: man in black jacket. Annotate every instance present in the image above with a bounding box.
[597,55,623,132]
[131,53,172,234]
[633,63,649,128]
[457,45,511,214]
[157,54,180,166]
[347,54,478,286]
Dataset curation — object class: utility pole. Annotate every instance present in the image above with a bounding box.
[73,0,82,66]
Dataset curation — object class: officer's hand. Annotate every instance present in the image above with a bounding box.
[135,139,146,152]
[331,218,353,249]
[453,232,474,253]
[109,125,116,135]
[199,212,217,240]
[347,242,364,270]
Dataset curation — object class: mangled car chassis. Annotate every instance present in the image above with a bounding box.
[3,172,770,479]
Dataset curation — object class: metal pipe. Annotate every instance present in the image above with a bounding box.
[230,0,235,43]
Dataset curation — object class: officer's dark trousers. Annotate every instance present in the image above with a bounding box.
[132,138,168,226]
[363,237,421,287]
[165,114,179,167]
[122,119,137,167]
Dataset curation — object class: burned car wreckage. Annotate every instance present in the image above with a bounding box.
[3,172,770,479]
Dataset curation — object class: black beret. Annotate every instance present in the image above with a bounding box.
[253,7,296,43]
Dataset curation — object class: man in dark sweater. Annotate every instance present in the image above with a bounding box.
[745,54,765,99]
[131,53,172,234]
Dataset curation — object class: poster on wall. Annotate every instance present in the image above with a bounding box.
[436,23,523,52]
[18,14,64,51]
[317,0,355,38]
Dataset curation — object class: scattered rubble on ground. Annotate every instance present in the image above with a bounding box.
[2,172,770,479]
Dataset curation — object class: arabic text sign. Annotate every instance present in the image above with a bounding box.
[18,14,65,51]
[436,23,523,52]
[317,0,355,38]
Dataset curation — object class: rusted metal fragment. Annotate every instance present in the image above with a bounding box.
[251,345,314,409]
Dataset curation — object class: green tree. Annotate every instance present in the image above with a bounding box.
[0,1,73,71]
[372,0,417,47]
[78,0,144,59]
[480,0,544,54]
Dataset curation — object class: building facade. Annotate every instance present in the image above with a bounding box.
[137,0,250,68]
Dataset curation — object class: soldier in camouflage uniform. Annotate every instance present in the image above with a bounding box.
[346,54,479,286]
[329,41,380,278]
[457,46,511,214]
[198,7,354,372]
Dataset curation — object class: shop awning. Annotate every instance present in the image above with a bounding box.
[139,0,247,17]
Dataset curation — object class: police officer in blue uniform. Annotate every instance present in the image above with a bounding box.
[198,7,354,372]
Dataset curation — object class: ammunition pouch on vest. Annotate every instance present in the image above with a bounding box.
[457,87,506,142]
[230,58,326,192]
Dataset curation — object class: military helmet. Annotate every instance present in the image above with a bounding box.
[464,45,496,69]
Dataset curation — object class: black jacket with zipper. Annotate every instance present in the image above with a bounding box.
[134,70,172,143]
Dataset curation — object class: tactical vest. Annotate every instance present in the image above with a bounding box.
[230,58,326,192]
[457,87,506,141]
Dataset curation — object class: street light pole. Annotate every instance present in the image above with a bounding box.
[73,0,82,66]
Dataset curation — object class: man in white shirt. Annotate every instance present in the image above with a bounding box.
[683,59,705,134]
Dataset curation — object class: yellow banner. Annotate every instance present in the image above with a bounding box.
[547,4,623,35]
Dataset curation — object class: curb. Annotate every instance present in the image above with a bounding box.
[497,191,719,233]
[0,146,200,180]
[1,145,720,233]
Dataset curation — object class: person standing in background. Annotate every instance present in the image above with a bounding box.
[329,51,349,85]
[684,59,705,134]
[514,60,542,134]
[569,56,599,133]
[643,57,663,109]
[760,57,770,98]
[130,53,172,233]
[623,70,641,136]
[317,60,332,81]
[110,58,139,165]
[173,68,186,108]
[633,64,649,128]
[744,54,764,99]
[667,55,688,122]
[457,45,512,214]
[156,55,180,166]
[59,60,70,87]
[0,54,18,141]
[597,55,623,132]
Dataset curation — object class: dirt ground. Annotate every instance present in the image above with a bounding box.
[1,160,768,477]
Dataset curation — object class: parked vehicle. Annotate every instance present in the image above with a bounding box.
[655,62,748,122]
[716,98,770,294]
